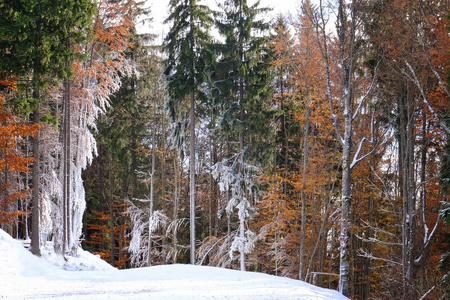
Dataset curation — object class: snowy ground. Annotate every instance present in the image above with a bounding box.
[0,229,347,300]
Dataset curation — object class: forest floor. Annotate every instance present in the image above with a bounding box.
[0,229,347,299]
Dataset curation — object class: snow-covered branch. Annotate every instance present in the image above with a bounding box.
[350,112,386,170]
[356,249,402,266]
[405,60,450,135]
[414,211,440,266]
[352,60,380,120]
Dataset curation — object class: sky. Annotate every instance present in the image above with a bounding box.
[138,0,302,41]
[0,228,348,299]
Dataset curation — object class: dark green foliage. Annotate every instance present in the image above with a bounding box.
[213,0,275,169]
[96,33,158,200]
[163,0,213,120]
[0,0,95,81]
[0,0,95,119]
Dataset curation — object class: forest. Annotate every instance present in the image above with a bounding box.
[0,0,449,299]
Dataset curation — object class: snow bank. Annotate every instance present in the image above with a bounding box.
[40,242,115,271]
[0,229,348,299]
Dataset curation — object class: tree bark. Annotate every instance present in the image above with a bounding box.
[30,6,43,257]
[31,104,41,256]
[190,91,196,265]
[109,152,115,267]
[148,120,156,267]
[173,155,179,263]
[400,80,416,298]
[63,72,71,254]
[299,100,310,280]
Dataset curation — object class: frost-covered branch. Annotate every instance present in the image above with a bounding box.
[414,210,440,266]
[405,60,450,135]
[126,198,169,267]
[211,152,260,270]
[352,60,380,120]
[356,249,402,266]
[355,233,402,247]
[419,286,435,300]
[350,112,387,169]
[198,235,228,265]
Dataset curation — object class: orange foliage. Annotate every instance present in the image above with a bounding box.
[0,75,40,225]
[84,201,130,269]
[254,10,340,283]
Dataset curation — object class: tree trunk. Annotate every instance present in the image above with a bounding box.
[109,152,115,267]
[300,94,311,280]
[30,9,42,257]
[336,1,355,296]
[161,114,167,262]
[400,80,416,298]
[173,155,179,263]
[31,104,41,256]
[148,122,156,267]
[63,72,71,254]
[339,108,352,297]
[190,91,196,265]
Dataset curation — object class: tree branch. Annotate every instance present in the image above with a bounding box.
[352,60,380,120]
[405,60,450,135]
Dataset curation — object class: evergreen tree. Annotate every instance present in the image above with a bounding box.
[212,0,274,271]
[163,0,213,265]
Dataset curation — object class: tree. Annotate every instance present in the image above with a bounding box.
[0,0,95,256]
[164,0,213,265]
[310,0,381,296]
[212,0,274,272]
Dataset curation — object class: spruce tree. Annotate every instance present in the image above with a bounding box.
[163,0,213,265]
[213,0,274,271]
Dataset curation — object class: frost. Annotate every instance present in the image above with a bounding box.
[126,199,169,267]
[211,152,260,269]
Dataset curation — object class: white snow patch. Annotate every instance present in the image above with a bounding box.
[0,229,347,299]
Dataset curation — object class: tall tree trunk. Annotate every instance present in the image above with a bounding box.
[300,93,311,280]
[161,114,167,262]
[400,80,416,298]
[31,104,41,256]
[363,170,374,300]
[190,91,196,265]
[209,139,213,237]
[63,72,71,254]
[109,152,115,267]
[336,1,356,296]
[339,106,352,297]
[238,7,246,270]
[130,76,137,199]
[173,154,179,263]
[30,8,42,257]
[148,121,156,267]
[209,111,217,238]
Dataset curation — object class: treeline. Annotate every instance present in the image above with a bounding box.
[0,0,449,299]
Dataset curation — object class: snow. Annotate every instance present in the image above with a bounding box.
[0,229,347,300]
